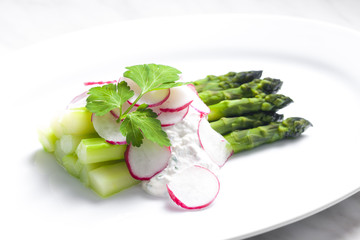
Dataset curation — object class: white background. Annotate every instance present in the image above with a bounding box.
[1,1,360,239]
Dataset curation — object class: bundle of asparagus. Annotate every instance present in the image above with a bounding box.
[193,70,312,154]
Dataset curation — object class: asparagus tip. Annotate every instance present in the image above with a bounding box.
[283,117,312,138]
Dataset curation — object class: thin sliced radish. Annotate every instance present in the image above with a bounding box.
[120,77,170,107]
[190,97,210,116]
[67,91,88,109]
[166,165,220,210]
[109,110,119,119]
[157,106,190,127]
[84,80,117,86]
[92,112,127,145]
[186,84,210,115]
[91,102,137,145]
[187,84,199,96]
[125,139,171,180]
[198,117,233,167]
[149,106,162,115]
[159,85,194,112]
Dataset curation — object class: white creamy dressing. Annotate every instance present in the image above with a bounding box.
[142,108,221,197]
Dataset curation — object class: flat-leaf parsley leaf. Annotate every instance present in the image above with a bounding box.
[86,81,134,116]
[123,64,182,94]
[120,104,171,147]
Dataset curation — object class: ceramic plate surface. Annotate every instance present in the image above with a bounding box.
[1,14,360,240]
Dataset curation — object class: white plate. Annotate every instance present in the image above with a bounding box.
[1,14,360,240]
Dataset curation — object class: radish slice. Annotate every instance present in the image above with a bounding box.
[92,112,127,145]
[84,80,117,86]
[198,117,233,167]
[157,106,190,127]
[186,84,210,115]
[190,97,210,116]
[120,77,170,107]
[109,110,119,119]
[166,165,220,210]
[187,84,199,96]
[91,102,137,145]
[159,85,194,112]
[67,91,88,109]
[125,139,171,180]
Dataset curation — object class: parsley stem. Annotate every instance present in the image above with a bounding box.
[121,93,144,118]
[116,106,123,123]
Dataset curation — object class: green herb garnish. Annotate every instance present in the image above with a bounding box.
[86,81,134,117]
[86,63,183,147]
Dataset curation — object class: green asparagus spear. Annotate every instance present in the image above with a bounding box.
[193,71,263,92]
[199,78,283,105]
[207,94,293,121]
[224,117,312,153]
[210,112,284,135]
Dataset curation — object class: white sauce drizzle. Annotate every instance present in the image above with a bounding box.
[142,108,220,196]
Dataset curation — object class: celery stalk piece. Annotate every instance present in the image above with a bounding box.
[59,134,98,155]
[60,135,83,155]
[54,140,66,165]
[88,162,139,198]
[62,154,83,178]
[79,167,90,186]
[59,108,96,136]
[79,160,122,186]
[76,138,127,164]
[37,127,58,153]
[50,114,64,138]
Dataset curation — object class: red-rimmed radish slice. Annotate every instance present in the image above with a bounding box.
[149,106,161,115]
[187,84,199,96]
[67,91,88,109]
[186,84,210,115]
[157,106,190,127]
[109,110,119,119]
[120,77,170,107]
[125,139,171,180]
[84,80,117,86]
[166,165,220,210]
[159,85,194,112]
[92,102,137,145]
[92,112,127,145]
[190,97,210,116]
[198,117,233,167]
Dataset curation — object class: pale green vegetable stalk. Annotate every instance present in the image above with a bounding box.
[51,108,96,139]
[76,138,126,164]
[60,134,98,155]
[79,160,122,186]
[54,140,66,165]
[37,127,57,153]
[62,154,83,177]
[88,162,139,198]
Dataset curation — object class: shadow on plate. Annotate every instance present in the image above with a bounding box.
[30,149,145,205]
